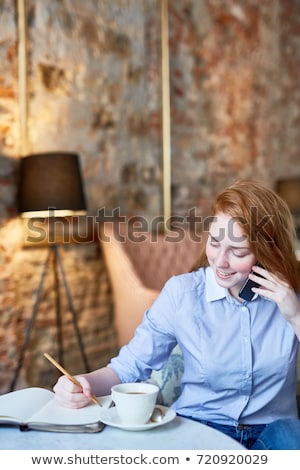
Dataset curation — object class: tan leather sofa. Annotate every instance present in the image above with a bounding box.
[100,223,203,347]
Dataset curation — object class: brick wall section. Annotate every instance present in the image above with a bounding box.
[169,0,300,215]
[0,0,300,392]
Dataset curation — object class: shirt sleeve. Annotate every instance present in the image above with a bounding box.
[108,276,179,383]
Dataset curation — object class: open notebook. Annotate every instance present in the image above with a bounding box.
[0,387,111,433]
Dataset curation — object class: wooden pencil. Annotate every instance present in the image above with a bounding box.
[43,352,100,406]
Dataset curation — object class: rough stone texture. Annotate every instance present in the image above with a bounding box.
[0,0,300,392]
[169,0,300,216]
[27,0,162,220]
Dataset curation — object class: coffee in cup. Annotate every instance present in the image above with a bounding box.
[111,382,159,425]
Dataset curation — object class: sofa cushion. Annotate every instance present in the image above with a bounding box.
[148,345,184,407]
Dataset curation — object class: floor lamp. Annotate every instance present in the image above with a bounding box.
[9,152,90,391]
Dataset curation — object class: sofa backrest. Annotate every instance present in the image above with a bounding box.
[100,223,204,346]
[119,226,203,291]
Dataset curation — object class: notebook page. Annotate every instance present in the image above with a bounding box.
[0,387,54,423]
[29,394,111,425]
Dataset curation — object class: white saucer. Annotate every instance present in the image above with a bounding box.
[98,405,176,431]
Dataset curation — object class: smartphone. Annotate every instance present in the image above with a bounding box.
[238,263,265,301]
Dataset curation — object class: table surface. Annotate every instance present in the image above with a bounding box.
[0,416,245,450]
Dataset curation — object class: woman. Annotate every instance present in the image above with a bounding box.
[53,180,300,449]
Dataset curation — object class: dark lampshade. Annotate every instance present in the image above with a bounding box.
[18,152,87,217]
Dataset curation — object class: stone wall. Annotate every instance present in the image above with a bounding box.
[0,0,300,393]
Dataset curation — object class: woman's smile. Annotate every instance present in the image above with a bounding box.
[216,269,236,277]
[206,213,256,298]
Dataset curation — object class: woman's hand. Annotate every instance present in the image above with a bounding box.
[251,265,300,337]
[52,367,122,408]
[53,375,93,409]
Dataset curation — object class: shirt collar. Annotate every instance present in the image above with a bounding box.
[205,266,230,302]
[205,266,270,304]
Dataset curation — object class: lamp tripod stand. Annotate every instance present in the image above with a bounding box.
[9,244,90,392]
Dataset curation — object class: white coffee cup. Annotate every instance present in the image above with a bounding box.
[111,382,159,426]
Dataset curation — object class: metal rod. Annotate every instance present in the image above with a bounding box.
[52,246,64,367]
[161,0,171,231]
[55,246,90,372]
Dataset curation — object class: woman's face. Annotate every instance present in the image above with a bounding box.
[205,212,256,299]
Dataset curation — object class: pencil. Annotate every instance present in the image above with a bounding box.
[43,352,100,406]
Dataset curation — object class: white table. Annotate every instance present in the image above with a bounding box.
[0,416,245,450]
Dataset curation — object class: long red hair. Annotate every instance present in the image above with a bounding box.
[193,180,300,292]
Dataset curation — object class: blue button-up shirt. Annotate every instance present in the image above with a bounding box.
[109,267,299,425]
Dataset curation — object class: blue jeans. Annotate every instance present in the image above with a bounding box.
[251,419,300,450]
[179,416,300,449]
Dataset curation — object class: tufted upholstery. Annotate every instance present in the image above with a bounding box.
[100,222,203,347]
[121,229,203,291]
